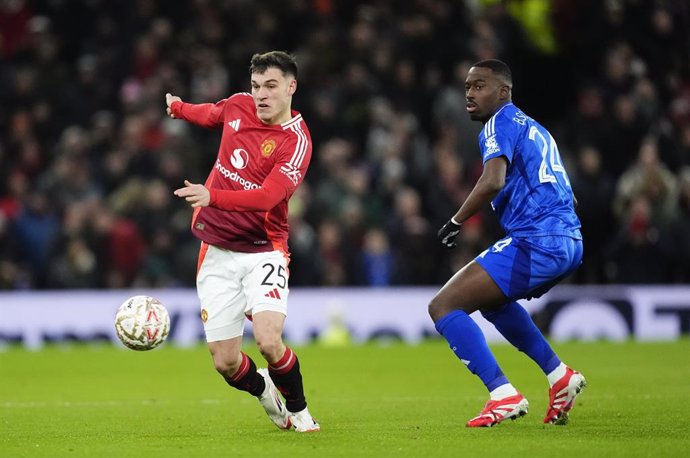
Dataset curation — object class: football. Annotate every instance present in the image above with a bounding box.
[114,295,170,351]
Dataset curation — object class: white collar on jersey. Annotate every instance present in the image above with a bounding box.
[281,113,303,130]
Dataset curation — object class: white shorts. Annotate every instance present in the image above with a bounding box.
[196,242,290,342]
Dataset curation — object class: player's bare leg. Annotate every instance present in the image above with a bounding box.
[428,261,507,321]
[253,311,319,432]
[252,310,287,363]
[208,337,244,382]
[429,261,528,427]
[209,336,291,430]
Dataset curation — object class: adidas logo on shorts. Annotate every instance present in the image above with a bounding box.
[264,288,281,299]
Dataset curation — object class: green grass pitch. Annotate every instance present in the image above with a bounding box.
[2,339,689,457]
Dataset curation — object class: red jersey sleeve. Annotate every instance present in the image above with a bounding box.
[208,172,288,211]
[273,119,312,195]
[171,99,227,128]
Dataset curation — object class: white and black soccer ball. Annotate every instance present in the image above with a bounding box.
[114,295,170,351]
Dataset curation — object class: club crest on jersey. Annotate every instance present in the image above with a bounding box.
[261,139,277,157]
[201,308,208,323]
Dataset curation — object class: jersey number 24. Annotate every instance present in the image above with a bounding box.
[529,126,570,186]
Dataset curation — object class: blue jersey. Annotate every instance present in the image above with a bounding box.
[478,103,581,239]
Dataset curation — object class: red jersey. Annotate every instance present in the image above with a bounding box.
[171,93,312,254]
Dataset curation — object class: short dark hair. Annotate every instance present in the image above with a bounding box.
[471,59,512,85]
[249,51,298,79]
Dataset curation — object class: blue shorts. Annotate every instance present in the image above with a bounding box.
[475,235,583,301]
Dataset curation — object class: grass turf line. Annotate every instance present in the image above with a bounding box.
[1,340,689,457]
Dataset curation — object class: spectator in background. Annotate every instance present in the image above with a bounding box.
[571,145,615,283]
[386,186,436,284]
[359,228,395,286]
[13,191,60,287]
[613,136,678,226]
[310,138,354,224]
[600,93,649,179]
[425,143,471,227]
[432,60,483,167]
[673,167,690,281]
[0,0,33,60]
[0,181,19,298]
[47,237,98,289]
[606,194,674,284]
[342,165,383,228]
[286,183,320,286]
[563,85,608,155]
[314,219,347,286]
[46,198,100,288]
[92,204,147,288]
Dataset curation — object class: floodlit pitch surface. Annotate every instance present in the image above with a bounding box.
[1,340,688,457]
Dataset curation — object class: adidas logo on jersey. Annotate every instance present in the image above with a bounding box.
[264,288,282,299]
[228,119,241,131]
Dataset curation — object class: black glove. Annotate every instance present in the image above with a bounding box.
[437,219,462,248]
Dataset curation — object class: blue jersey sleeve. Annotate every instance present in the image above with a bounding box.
[480,111,518,165]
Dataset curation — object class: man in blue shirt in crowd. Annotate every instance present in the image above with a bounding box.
[431,59,586,427]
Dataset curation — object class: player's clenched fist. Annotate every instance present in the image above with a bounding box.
[437,218,462,248]
[166,93,182,118]
[174,180,210,208]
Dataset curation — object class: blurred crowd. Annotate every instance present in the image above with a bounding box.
[1,0,689,290]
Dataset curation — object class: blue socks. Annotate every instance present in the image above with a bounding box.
[436,302,561,393]
[481,301,561,374]
[435,310,509,391]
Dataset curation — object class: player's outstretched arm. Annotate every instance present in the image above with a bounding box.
[164,93,226,128]
[173,174,288,212]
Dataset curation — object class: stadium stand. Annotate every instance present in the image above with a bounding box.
[1,0,689,289]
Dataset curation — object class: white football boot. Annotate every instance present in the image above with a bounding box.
[257,368,291,430]
[289,407,320,432]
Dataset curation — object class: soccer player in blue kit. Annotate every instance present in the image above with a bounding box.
[430,59,586,427]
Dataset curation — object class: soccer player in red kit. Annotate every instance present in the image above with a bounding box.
[166,51,319,432]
